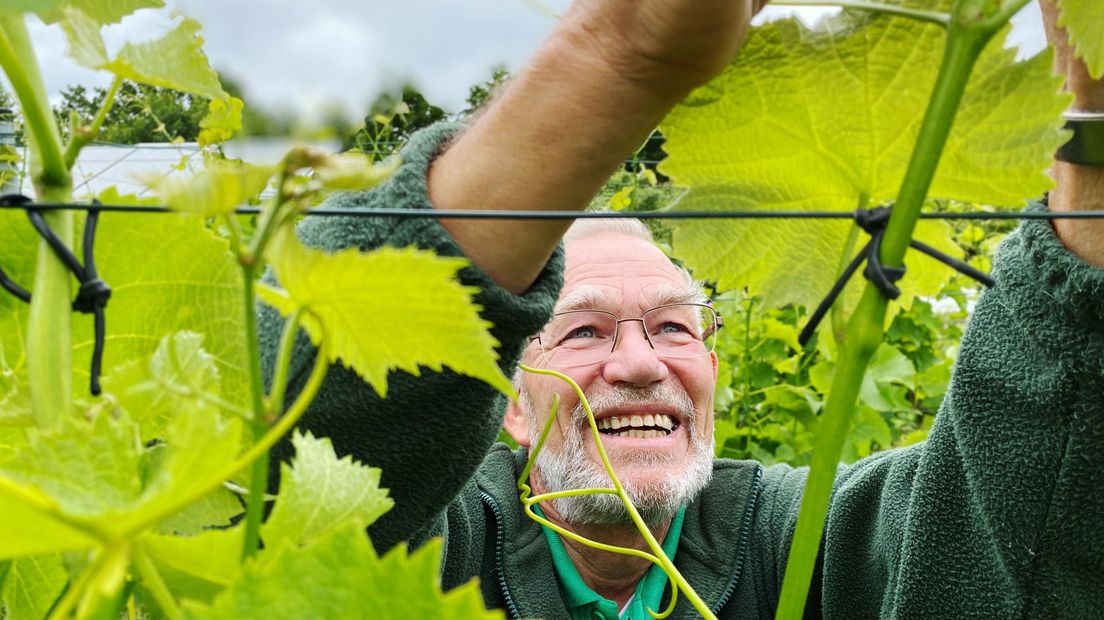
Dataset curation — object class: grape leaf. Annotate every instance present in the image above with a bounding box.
[262,431,392,549]
[141,527,243,604]
[0,1,63,13]
[0,554,67,619]
[259,230,513,397]
[0,403,241,554]
[38,0,163,25]
[1057,0,1104,79]
[859,343,916,410]
[102,332,225,442]
[311,152,400,192]
[0,193,246,409]
[146,159,273,217]
[659,11,1069,311]
[102,18,225,100]
[198,97,244,148]
[154,484,242,536]
[184,524,503,620]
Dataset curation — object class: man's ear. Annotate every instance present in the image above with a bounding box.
[504,397,533,448]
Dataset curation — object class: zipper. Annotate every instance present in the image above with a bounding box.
[481,490,523,619]
[712,464,764,614]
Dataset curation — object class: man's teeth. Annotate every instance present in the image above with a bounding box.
[596,414,677,438]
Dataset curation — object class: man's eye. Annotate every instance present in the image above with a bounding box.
[658,322,690,334]
[565,326,598,340]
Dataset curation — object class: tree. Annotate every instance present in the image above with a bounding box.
[54,81,209,144]
[349,85,446,157]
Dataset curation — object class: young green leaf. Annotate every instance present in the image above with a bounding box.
[1056,0,1104,78]
[262,431,392,549]
[260,230,513,397]
[198,96,244,147]
[37,0,164,25]
[145,159,273,217]
[311,152,400,192]
[141,527,244,603]
[0,554,68,619]
[185,524,503,620]
[103,332,226,442]
[659,12,1069,310]
[102,18,225,100]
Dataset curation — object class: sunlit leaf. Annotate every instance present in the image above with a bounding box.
[0,554,67,619]
[0,192,246,410]
[659,9,1069,310]
[1057,0,1104,78]
[198,96,244,148]
[142,527,243,603]
[103,332,225,442]
[185,525,503,619]
[259,230,513,397]
[38,0,163,25]
[262,432,392,549]
[145,159,272,217]
[102,18,225,99]
[311,152,399,192]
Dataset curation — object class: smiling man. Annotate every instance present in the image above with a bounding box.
[263,0,1104,617]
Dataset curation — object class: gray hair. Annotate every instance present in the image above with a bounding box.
[562,215,708,305]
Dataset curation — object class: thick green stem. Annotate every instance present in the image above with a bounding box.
[774,17,995,620]
[829,194,868,345]
[772,0,951,26]
[0,15,66,187]
[0,15,74,429]
[239,267,271,560]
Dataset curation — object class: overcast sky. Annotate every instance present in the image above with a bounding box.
[22,1,1046,123]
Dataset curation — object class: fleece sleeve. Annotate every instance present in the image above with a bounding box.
[750,206,1104,619]
[257,122,564,553]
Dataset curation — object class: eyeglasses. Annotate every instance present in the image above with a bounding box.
[532,303,722,368]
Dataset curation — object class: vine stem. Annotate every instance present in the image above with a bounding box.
[239,265,271,560]
[772,0,951,27]
[774,13,997,620]
[0,15,74,429]
[519,364,715,619]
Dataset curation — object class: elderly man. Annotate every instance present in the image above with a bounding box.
[264,0,1103,617]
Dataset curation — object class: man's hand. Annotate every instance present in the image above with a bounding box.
[562,0,770,97]
[1041,0,1104,266]
[430,1,768,294]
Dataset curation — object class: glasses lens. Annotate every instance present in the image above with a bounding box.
[642,304,717,358]
[538,311,618,366]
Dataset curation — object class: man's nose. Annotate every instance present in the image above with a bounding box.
[601,319,669,386]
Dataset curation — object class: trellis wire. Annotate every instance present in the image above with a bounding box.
[4,201,1104,220]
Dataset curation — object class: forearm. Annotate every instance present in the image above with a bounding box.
[430,19,684,294]
[1042,0,1104,266]
[430,1,760,294]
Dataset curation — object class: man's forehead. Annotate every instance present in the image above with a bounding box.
[560,232,694,313]
[555,282,697,313]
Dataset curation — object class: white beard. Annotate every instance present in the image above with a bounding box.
[522,383,714,527]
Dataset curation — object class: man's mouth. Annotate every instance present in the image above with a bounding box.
[596,414,680,439]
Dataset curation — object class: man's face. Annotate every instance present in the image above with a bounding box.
[505,231,718,526]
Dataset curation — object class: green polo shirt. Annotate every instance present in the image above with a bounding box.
[533,505,687,620]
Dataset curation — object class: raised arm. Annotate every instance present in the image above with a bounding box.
[430,0,766,293]
[1042,0,1104,266]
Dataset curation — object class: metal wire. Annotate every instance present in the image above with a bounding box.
[4,201,1104,221]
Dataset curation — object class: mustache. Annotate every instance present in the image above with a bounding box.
[570,383,696,426]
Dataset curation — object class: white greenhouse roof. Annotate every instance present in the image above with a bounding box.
[8,137,342,202]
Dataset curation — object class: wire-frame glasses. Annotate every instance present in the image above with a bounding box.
[532,303,722,368]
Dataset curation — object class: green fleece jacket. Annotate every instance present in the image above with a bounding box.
[261,123,1104,618]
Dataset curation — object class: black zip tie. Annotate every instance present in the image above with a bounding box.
[797,206,996,347]
[0,193,112,396]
